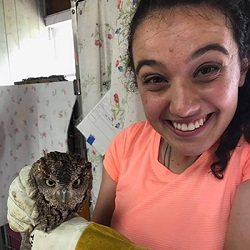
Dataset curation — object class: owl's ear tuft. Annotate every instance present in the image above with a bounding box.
[85,161,92,169]
[30,161,46,181]
[29,162,40,189]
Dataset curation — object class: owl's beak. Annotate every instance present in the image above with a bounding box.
[59,187,68,203]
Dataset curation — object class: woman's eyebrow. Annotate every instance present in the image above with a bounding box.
[190,43,229,60]
[135,44,229,75]
[135,59,162,75]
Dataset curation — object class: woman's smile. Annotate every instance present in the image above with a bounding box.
[163,114,217,144]
[170,115,209,132]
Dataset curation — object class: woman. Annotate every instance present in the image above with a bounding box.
[7,0,250,249]
[92,0,250,249]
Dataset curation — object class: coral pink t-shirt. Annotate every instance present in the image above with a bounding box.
[104,121,250,250]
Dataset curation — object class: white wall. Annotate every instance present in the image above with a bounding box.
[48,20,76,81]
[0,0,75,86]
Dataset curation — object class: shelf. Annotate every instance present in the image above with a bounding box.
[44,9,71,26]
[44,0,71,16]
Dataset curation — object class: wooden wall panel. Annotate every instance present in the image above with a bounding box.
[3,0,20,83]
[16,0,36,79]
[0,0,11,84]
[27,0,41,38]
[0,0,73,86]
[0,0,54,85]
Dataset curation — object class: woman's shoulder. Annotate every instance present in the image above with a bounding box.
[237,136,250,154]
[109,120,156,152]
[125,120,152,132]
[115,120,154,140]
[104,120,157,178]
[231,136,250,181]
[229,136,250,169]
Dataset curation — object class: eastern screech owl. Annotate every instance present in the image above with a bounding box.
[20,151,93,250]
[29,151,93,232]
[20,151,92,250]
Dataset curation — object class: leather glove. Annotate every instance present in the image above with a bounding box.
[7,165,39,233]
[30,216,90,250]
[30,216,149,250]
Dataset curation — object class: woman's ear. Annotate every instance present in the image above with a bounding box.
[239,57,250,87]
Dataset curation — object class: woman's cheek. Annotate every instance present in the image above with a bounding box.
[142,97,165,120]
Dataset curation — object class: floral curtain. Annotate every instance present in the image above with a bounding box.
[0,81,76,226]
[76,0,144,210]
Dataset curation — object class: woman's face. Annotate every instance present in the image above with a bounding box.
[133,6,247,156]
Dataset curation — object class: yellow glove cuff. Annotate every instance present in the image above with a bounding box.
[76,222,149,250]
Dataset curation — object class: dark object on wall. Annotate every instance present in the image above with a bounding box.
[14,75,67,85]
[45,0,71,16]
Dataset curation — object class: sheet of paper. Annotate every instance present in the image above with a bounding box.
[77,90,115,155]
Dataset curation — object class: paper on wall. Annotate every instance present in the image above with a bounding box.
[77,90,115,156]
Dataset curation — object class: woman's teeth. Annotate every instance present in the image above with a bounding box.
[172,117,206,132]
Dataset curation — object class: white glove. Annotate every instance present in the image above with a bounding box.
[7,165,39,233]
[30,216,90,250]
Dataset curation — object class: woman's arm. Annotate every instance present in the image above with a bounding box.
[91,168,117,226]
[224,179,250,249]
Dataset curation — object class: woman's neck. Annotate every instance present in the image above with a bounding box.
[159,138,200,174]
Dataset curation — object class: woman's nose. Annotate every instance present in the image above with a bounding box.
[168,81,200,117]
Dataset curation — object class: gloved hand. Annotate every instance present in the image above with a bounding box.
[7,165,39,233]
[30,216,90,250]
[30,216,149,250]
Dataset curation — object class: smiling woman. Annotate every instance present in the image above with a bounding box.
[92,0,250,249]
[6,0,250,249]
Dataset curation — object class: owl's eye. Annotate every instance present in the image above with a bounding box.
[72,178,82,188]
[46,179,56,187]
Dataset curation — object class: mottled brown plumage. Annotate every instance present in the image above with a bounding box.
[29,151,93,232]
[20,151,93,250]
[20,151,92,250]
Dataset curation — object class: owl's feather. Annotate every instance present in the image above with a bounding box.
[20,151,93,250]
[29,151,93,233]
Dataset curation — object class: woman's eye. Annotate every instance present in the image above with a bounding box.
[200,67,214,75]
[139,74,169,92]
[45,179,56,187]
[194,64,221,79]
[143,75,167,84]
